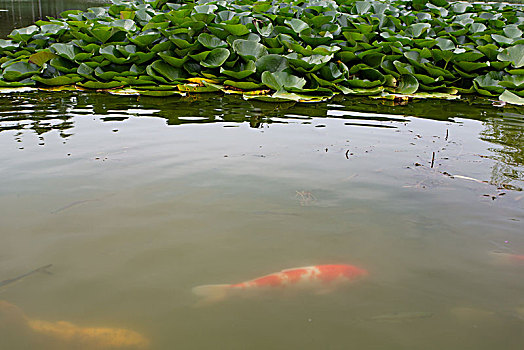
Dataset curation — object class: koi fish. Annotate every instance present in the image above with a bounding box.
[192,264,368,304]
[0,300,149,349]
[489,250,524,265]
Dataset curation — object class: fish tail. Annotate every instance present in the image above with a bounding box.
[192,284,230,305]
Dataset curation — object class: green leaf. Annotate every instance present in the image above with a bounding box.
[498,45,524,68]
[406,23,431,38]
[504,25,523,39]
[100,45,129,64]
[201,48,230,68]
[261,71,306,91]
[49,57,77,73]
[2,61,40,81]
[150,60,187,82]
[393,61,415,75]
[256,54,289,74]
[129,32,162,47]
[233,39,268,61]
[223,24,250,36]
[0,39,19,51]
[345,68,385,88]
[319,62,344,81]
[177,83,220,93]
[355,1,372,15]
[454,60,489,72]
[223,80,263,90]
[40,24,68,36]
[115,76,155,85]
[473,71,505,93]
[197,33,227,49]
[110,19,137,33]
[28,50,58,67]
[94,66,119,81]
[77,63,94,79]
[395,74,419,94]
[130,52,156,65]
[77,80,124,89]
[9,25,39,43]
[499,75,524,89]
[492,34,514,46]
[220,60,256,79]
[477,44,500,61]
[32,74,82,86]
[336,85,384,96]
[49,43,80,61]
[287,53,333,73]
[158,51,189,68]
[499,90,524,105]
[89,27,117,44]
[285,19,309,34]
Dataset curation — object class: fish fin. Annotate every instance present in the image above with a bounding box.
[192,284,230,305]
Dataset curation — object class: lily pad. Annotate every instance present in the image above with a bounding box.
[395,74,419,94]
[2,61,40,81]
[220,60,256,79]
[261,71,306,91]
[499,90,524,105]
[497,45,524,68]
[233,39,268,61]
[201,48,230,68]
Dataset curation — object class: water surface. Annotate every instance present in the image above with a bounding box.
[0,0,110,37]
[0,90,523,350]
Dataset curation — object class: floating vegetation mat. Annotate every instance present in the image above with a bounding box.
[1,0,524,104]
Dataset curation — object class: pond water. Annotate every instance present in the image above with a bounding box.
[0,0,110,37]
[1,2,524,350]
[1,90,523,350]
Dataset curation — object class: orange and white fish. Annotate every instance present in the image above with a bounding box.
[489,250,524,265]
[192,264,368,304]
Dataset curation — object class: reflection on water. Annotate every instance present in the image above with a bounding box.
[0,0,110,37]
[1,91,523,188]
[480,112,524,186]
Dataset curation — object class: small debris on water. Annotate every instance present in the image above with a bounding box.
[370,311,433,322]
[296,191,316,206]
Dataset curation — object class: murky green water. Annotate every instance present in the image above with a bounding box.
[1,1,524,349]
[0,0,110,37]
[1,90,523,350]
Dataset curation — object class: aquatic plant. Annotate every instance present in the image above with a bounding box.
[1,0,524,104]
